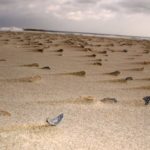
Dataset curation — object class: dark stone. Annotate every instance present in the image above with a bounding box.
[57,49,63,52]
[110,71,120,75]
[41,66,50,70]
[0,59,6,61]
[101,98,117,103]
[94,62,102,66]
[37,49,44,52]
[143,96,150,105]
[126,77,133,80]
[91,54,96,57]
[123,49,128,52]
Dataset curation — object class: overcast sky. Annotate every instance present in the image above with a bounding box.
[0,0,150,37]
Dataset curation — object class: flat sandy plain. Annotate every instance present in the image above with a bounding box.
[0,31,150,150]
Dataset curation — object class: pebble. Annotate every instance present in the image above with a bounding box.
[101,97,117,103]
[57,49,63,52]
[123,49,128,52]
[94,62,102,66]
[126,77,133,80]
[143,96,150,105]
[41,66,51,70]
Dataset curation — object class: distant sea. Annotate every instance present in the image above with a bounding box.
[0,27,150,41]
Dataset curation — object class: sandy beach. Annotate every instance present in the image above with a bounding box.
[0,31,150,150]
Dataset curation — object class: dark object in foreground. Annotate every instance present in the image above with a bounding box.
[0,59,6,61]
[37,49,44,52]
[57,49,63,52]
[101,98,117,103]
[109,71,120,76]
[126,77,133,80]
[143,96,150,105]
[47,113,64,126]
[41,66,51,70]
[123,49,128,52]
[94,62,102,66]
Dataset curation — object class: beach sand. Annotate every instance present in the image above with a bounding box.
[0,31,150,150]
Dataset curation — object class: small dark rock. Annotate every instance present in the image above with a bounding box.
[57,49,63,52]
[100,51,107,54]
[0,59,6,61]
[41,66,50,70]
[38,43,43,45]
[101,98,117,103]
[94,62,102,66]
[91,54,96,57]
[123,49,128,52]
[109,71,120,76]
[37,49,44,52]
[126,77,133,80]
[143,96,150,105]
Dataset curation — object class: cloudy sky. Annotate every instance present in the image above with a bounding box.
[0,0,150,37]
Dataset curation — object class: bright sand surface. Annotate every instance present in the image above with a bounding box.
[0,31,150,150]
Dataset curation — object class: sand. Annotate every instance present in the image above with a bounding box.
[0,31,150,150]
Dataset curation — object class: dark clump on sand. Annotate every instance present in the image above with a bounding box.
[101,98,117,103]
[143,96,150,105]
[104,71,120,76]
[41,66,51,70]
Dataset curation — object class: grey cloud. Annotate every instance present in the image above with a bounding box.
[75,0,99,4]
[99,0,150,14]
[119,0,150,14]
[0,0,14,4]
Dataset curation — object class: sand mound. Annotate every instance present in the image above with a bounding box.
[3,75,42,83]
[0,110,11,116]
[22,63,39,67]
[123,67,144,71]
[104,71,120,76]
[59,71,86,76]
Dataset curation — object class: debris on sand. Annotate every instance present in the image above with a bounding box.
[47,113,64,126]
[143,96,150,105]
[101,98,117,103]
